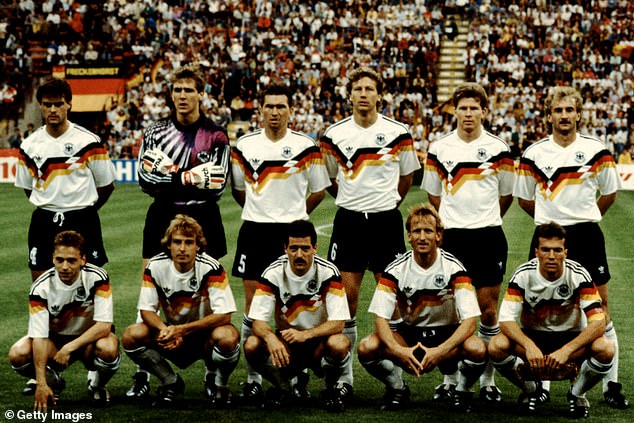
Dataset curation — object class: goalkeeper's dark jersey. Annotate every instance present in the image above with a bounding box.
[138,114,230,204]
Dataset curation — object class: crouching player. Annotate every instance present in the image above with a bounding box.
[122,215,240,407]
[9,231,120,410]
[488,223,614,418]
[244,220,351,412]
[358,204,486,412]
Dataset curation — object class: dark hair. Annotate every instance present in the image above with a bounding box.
[261,83,292,106]
[534,222,567,241]
[285,220,317,246]
[36,78,72,103]
[452,82,488,109]
[161,214,207,251]
[171,65,206,93]
[54,230,85,255]
[405,203,443,233]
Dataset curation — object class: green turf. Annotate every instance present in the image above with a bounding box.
[1,182,633,422]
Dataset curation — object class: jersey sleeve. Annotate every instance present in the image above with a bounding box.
[137,267,160,313]
[204,268,237,315]
[247,278,277,322]
[498,152,516,196]
[513,154,537,201]
[368,272,398,320]
[498,277,525,323]
[421,144,443,196]
[451,272,481,321]
[230,144,247,192]
[27,293,50,338]
[397,132,421,176]
[92,277,114,323]
[306,146,332,193]
[14,147,36,190]
[319,135,339,179]
[577,278,605,323]
[86,142,116,188]
[595,150,621,195]
[324,275,351,321]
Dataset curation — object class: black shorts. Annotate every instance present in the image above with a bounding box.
[529,222,610,285]
[522,329,581,356]
[158,329,212,369]
[28,207,108,270]
[328,208,406,273]
[276,331,327,375]
[143,200,227,259]
[48,326,116,370]
[396,323,460,374]
[442,226,507,288]
[232,221,288,279]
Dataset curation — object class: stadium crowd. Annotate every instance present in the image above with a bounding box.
[0,0,633,160]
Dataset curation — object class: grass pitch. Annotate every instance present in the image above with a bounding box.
[1,182,633,422]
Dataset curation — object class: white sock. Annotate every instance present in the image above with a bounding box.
[603,322,619,392]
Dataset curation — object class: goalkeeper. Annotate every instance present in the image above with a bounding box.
[130,64,231,398]
[488,222,614,419]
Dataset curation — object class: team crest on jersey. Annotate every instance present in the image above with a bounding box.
[375,133,387,146]
[197,151,211,163]
[557,283,571,299]
[476,148,488,161]
[75,286,87,301]
[434,275,445,288]
[64,143,74,155]
[281,146,293,159]
[574,151,586,163]
[307,279,318,293]
[188,277,198,291]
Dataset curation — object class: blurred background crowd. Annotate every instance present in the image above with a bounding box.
[1,0,633,162]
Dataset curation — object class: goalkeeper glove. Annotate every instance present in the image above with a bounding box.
[142,150,179,175]
[181,162,226,190]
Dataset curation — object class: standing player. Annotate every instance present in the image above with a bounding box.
[14,77,116,396]
[514,86,627,408]
[122,215,240,407]
[244,220,351,412]
[357,204,486,412]
[320,66,421,394]
[231,83,331,399]
[8,231,120,410]
[15,77,115,282]
[421,82,515,402]
[489,223,614,418]
[132,64,231,397]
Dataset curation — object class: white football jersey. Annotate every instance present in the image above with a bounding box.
[28,263,113,338]
[499,258,605,331]
[422,130,515,228]
[249,255,350,330]
[320,115,420,212]
[369,249,480,327]
[138,252,236,325]
[15,122,115,211]
[514,133,621,225]
[231,129,330,222]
